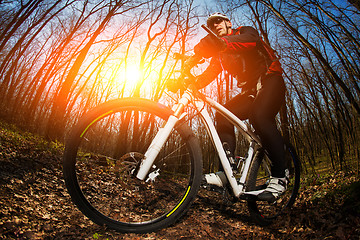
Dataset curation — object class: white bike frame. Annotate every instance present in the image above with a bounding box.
[136,89,262,198]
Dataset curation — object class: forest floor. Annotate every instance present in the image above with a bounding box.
[0,121,360,240]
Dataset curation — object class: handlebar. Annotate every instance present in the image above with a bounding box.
[167,25,221,93]
[201,24,221,40]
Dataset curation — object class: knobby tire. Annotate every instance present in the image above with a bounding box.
[63,98,203,233]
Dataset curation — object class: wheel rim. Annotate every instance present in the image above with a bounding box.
[70,108,196,226]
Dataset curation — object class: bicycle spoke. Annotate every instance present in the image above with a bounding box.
[64,99,202,232]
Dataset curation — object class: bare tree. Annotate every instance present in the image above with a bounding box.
[348,0,360,11]
[214,0,360,172]
[46,1,151,140]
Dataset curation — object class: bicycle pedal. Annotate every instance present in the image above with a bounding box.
[239,190,264,201]
[239,194,257,201]
[240,191,278,203]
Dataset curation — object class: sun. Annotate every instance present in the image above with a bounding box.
[120,61,159,95]
[123,64,141,88]
[98,58,160,98]
[96,61,142,96]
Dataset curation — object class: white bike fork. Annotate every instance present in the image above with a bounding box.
[136,92,191,181]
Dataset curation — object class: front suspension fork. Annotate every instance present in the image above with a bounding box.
[136,92,191,180]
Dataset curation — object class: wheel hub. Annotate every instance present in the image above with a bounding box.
[116,152,144,177]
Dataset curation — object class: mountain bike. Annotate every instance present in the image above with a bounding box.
[63,25,301,233]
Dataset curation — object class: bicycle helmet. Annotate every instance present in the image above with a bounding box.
[206,12,230,27]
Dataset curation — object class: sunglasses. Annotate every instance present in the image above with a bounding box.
[210,17,224,28]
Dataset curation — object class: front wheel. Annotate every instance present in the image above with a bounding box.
[63,98,203,233]
[246,143,301,225]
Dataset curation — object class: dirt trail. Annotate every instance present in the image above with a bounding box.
[0,125,359,239]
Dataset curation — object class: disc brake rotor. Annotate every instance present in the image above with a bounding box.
[115,152,144,177]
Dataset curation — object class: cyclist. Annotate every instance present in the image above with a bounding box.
[193,12,287,201]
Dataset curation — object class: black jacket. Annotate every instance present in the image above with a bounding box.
[195,26,281,91]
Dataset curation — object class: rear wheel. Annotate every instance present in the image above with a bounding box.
[63,98,202,233]
[246,143,301,225]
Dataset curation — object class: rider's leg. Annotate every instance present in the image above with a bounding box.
[215,93,253,155]
[249,73,287,201]
[249,73,286,178]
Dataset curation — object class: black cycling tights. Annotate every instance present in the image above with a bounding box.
[216,73,286,178]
